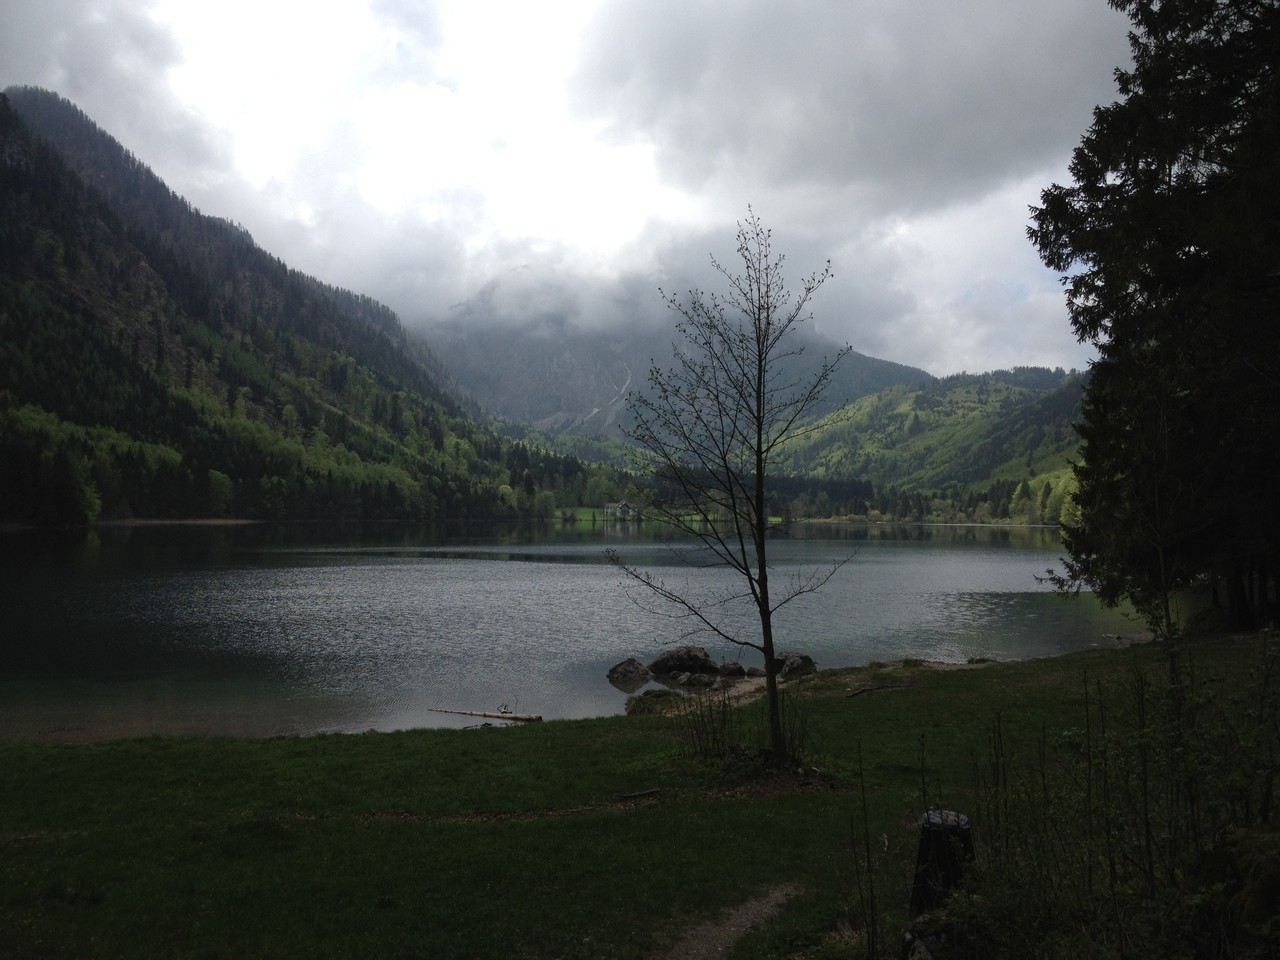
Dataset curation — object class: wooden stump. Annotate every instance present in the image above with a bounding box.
[909,809,973,917]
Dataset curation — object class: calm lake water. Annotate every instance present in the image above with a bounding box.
[0,523,1141,741]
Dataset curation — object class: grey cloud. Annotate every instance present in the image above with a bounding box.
[572,0,1129,214]
[0,0,232,194]
[0,0,1123,377]
[370,0,442,40]
[630,208,1092,375]
[0,0,177,92]
[367,0,445,85]
[243,180,472,324]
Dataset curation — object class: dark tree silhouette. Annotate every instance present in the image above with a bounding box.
[1029,0,1280,633]
[610,210,850,762]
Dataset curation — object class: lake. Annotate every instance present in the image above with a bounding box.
[0,522,1141,741]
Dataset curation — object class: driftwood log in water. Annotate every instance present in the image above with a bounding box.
[426,707,543,723]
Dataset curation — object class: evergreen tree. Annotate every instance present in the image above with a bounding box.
[1030,0,1279,631]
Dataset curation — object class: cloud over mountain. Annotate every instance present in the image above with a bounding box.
[1,0,1131,374]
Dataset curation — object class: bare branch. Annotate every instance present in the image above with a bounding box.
[615,209,853,763]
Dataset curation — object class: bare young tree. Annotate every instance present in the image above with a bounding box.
[609,209,850,763]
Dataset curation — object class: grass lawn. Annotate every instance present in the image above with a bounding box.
[2,634,1276,959]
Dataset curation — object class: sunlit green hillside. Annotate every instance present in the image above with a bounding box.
[786,368,1085,522]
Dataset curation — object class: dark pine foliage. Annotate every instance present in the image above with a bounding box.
[1029,0,1280,632]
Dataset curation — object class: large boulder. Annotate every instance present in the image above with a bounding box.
[718,661,747,677]
[648,645,719,676]
[607,657,651,692]
[775,651,817,679]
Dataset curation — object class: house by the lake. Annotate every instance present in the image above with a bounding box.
[603,500,636,520]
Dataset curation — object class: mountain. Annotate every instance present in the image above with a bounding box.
[1,86,1084,529]
[4,85,457,406]
[433,285,1086,523]
[784,367,1086,522]
[431,299,933,435]
[0,87,605,525]
[430,271,1085,524]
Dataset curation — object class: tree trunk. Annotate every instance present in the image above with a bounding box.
[755,366,786,763]
[760,607,786,762]
[1227,557,1256,630]
[755,456,785,759]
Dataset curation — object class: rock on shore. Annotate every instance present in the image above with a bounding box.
[607,645,818,692]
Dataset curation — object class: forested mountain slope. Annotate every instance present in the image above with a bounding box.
[0,86,1090,529]
[783,368,1086,522]
[0,88,601,525]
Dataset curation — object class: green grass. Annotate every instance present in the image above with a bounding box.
[2,636,1276,959]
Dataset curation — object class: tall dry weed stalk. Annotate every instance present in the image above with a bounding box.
[675,683,811,763]
[955,632,1280,958]
[673,686,741,760]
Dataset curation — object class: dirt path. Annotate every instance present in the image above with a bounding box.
[659,884,800,959]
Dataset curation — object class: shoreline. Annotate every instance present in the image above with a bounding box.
[91,517,263,527]
[0,518,263,534]
[3,643,1153,746]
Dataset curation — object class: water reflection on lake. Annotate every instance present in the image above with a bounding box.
[0,522,1141,740]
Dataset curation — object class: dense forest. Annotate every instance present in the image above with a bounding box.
[0,88,620,525]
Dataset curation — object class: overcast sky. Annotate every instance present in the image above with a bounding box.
[1,0,1132,375]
